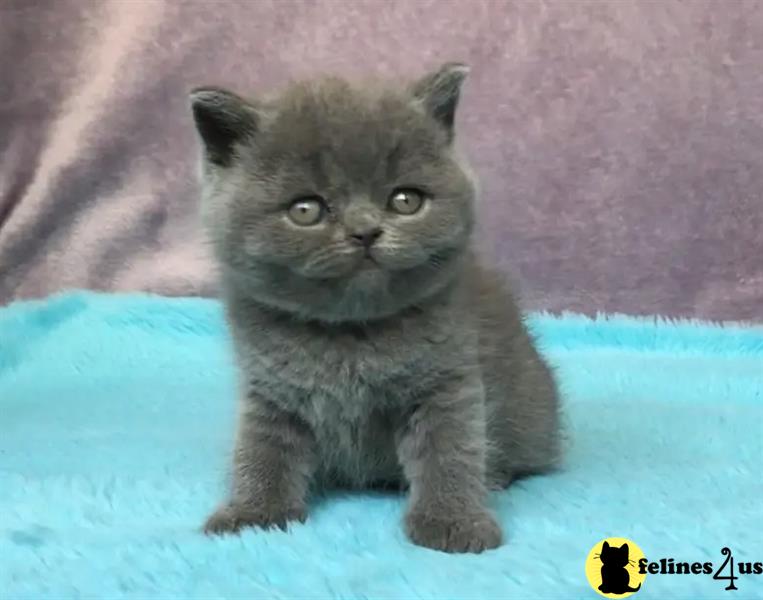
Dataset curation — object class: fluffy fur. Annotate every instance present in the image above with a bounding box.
[190,64,560,553]
[2,292,762,598]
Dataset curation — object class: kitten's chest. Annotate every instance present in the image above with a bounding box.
[239,311,454,413]
[233,307,466,486]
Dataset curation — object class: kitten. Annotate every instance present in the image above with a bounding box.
[599,542,642,593]
[190,63,560,553]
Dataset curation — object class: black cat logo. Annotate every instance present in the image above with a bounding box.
[586,537,647,598]
[598,541,642,594]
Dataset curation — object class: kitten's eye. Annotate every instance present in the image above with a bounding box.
[288,197,325,226]
[388,188,425,215]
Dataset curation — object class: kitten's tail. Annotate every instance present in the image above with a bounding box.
[627,584,642,592]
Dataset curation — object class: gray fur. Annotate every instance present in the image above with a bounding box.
[190,64,560,553]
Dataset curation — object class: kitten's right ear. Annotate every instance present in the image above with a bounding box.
[189,87,259,167]
[411,62,469,139]
[602,541,610,550]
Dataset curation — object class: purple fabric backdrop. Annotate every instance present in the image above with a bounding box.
[1,0,761,320]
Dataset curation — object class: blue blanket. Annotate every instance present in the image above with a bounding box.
[1,293,761,599]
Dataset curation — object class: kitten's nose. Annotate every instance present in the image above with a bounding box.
[348,227,383,248]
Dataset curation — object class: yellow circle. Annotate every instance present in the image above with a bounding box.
[585,537,648,598]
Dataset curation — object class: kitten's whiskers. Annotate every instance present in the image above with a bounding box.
[302,245,357,276]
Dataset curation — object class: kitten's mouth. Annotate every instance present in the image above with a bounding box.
[357,253,380,270]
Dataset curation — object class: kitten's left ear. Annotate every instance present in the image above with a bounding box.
[189,86,261,167]
[411,62,470,138]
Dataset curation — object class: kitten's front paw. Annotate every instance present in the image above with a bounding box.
[405,508,502,553]
[203,502,306,535]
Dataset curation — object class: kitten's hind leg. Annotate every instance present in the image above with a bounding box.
[365,478,408,492]
[486,464,514,490]
[486,461,560,490]
[486,360,562,491]
[204,395,316,535]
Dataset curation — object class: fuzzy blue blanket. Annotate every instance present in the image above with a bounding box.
[1,293,761,599]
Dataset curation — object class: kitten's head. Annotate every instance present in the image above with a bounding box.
[600,542,630,567]
[190,63,476,322]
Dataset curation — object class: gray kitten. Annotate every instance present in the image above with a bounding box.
[190,63,560,553]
